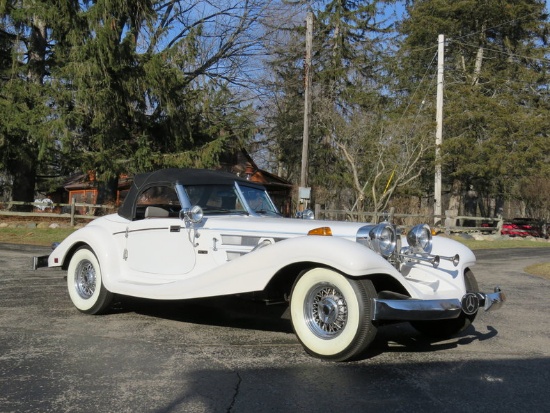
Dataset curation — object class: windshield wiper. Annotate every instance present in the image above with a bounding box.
[254,209,282,216]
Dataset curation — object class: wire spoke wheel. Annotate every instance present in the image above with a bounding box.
[290,268,377,361]
[67,247,113,315]
[305,284,348,338]
[74,260,96,299]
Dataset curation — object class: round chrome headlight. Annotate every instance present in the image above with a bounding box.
[189,205,204,223]
[181,205,204,223]
[301,209,315,220]
[406,224,432,253]
[356,223,397,258]
[369,223,397,258]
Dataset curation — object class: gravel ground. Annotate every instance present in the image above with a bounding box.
[0,244,548,413]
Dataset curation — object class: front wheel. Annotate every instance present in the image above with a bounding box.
[411,269,479,339]
[290,268,377,361]
[67,246,114,314]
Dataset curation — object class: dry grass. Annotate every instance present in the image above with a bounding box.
[449,236,550,250]
[2,223,550,281]
[524,262,550,280]
[0,227,76,246]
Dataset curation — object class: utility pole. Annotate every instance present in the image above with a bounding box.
[300,11,313,203]
[434,34,444,226]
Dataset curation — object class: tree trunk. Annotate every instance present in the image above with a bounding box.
[7,16,48,210]
[448,179,462,215]
[472,22,486,86]
[95,176,119,208]
[10,159,37,211]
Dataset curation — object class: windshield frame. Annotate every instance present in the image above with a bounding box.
[178,182,281,217]
[235,183,281,217]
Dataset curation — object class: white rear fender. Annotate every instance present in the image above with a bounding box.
[48,225,124,292]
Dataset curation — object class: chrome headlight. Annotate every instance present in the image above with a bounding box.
[180,205,204,224]
[298,209,315,220]
[357,223,397,258]
[406,224,432,254]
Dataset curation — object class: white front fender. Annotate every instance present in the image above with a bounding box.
[112,236,404,300]
[267,236,398,277]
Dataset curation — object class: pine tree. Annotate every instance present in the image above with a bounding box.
[399,0,550,216]
[263,1,430,214]
[0,1,66,206]
[52,0,263,202]
[2,1,267,204]
[261,20,308,184]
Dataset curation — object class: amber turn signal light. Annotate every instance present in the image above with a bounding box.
[307,227,333,236]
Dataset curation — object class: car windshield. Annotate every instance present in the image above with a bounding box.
[184,184,246,214]
[184,184,279,216]
[239,185,280,216]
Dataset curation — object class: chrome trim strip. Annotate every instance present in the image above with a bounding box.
[201,226,304,237]
[126,227,170,234]
[372,298,462,321]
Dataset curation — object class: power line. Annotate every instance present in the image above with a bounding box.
[449,39,550,65]
[403,8,548,55]
[448,9,548,44]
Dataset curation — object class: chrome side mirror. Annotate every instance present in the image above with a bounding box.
[296,209,315,219]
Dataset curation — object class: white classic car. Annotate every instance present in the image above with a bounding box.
[34,168,505,361]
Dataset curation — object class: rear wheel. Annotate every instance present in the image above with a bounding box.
[67,246,113,315]
[290,268,377,361]
[411,269,479,339]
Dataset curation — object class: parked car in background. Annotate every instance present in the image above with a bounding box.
[34,168,506,361]
[501,218,547,238]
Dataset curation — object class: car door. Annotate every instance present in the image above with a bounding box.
[124,185,196,277]
[125,217,196,276]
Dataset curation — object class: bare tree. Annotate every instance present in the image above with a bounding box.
[316,98,432,217]
[142,0,291,89]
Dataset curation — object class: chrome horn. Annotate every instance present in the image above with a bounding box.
[400,252,440,268]
[439,254,460,267]
[399,251,460,268]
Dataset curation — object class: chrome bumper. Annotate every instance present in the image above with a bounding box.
[372,287,506,321]
[32,255,50,270]
[480,287,506,312]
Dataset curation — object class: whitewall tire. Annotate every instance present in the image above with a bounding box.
[67,246,113,315]
[290,268,377,361]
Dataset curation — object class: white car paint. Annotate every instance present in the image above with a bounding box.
[48,212,475,301]
[36,168,505,361]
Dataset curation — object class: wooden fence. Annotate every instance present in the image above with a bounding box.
[0,199,115,226]
[1,199,504,234]
[314,204,503,234]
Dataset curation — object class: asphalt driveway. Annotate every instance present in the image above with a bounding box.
[0,244,548,412]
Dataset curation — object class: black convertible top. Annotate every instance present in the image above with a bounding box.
[118,168,263,220]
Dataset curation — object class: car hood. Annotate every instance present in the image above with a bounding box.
[198,215,369,240]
